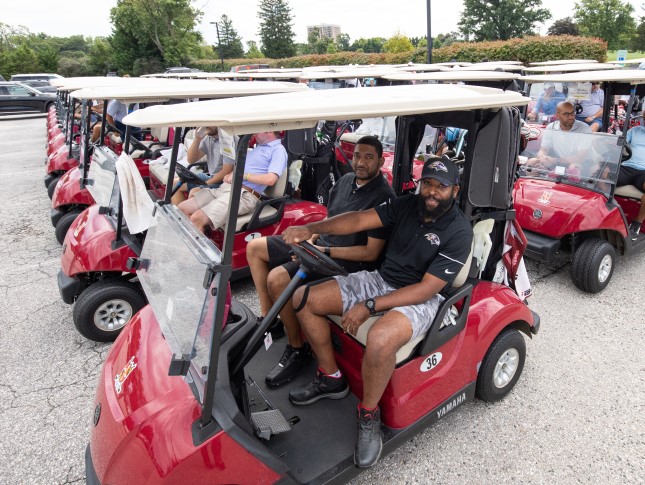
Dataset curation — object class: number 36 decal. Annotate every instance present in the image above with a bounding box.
[420,352,442,372]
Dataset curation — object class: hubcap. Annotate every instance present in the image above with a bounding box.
[94,299,133,332]
[493,348,519,388]
[597,254,612,283]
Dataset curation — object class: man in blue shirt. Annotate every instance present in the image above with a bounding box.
[528,82,566,121]
[576,82,604,132]
[620,121,645,238]
[179,131,287,232]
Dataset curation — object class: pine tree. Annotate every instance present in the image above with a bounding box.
[257,0,295,59]
[215,15,244,59]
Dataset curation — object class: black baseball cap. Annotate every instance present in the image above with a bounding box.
[420,157,460,186]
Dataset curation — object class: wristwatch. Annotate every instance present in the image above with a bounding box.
[364,298,377,316]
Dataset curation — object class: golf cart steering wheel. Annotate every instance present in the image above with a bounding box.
[622,144,632,162]
[575,103,583,115]
[175,163,207,186]
[290,241,349,277]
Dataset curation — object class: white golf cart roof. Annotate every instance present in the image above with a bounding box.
[432,62,473,67]
[393,63,449,72]
[607,58,645,65]
[529,59,598,66]
[458,64,524,72]
[383,70,520,82]
[233,71,303,80]
[71,80,308,103]
[522,62,619,73]
[520,69,645,85]
[298,67,400,80]
[123,83,530,135]
[51,77,132,90]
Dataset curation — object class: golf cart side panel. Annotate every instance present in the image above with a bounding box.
[51,168,95,211]
[514,179,626,238]
[92,306,281,485]
[46,146,78,175]
[61,206,136,277]
[332,283,535,429]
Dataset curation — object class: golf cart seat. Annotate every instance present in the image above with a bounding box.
[232,168,289,232]
[339,132,364,144]
[131,126,170,158]
[615,184,644,200]
[107,132,122,145]
[327,220,494,364]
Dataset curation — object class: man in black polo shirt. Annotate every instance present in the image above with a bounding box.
[246,135,395,388]
[282,157,472,468]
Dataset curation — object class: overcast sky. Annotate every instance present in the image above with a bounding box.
[4,0,644,47]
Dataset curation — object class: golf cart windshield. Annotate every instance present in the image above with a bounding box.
[87,147,120,210]
[137,204,222,401]
[518,130,621,197]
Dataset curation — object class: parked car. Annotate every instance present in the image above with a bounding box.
[17,80,58,93]
[0,82,57,113]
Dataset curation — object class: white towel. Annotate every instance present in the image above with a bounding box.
[115,152,155,234]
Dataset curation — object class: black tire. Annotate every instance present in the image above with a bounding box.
[55,209,83,245]
[47,176,60,199]
[476,329,526,402]
[571,237,615,294]
[73,279,146,342]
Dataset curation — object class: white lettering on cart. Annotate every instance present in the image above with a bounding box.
[436,392,466,419]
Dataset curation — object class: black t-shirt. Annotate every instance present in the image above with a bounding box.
[374,194,473,288]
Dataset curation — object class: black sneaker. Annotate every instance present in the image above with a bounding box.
[265,343,312,388]
[354,405,383,468]
[289,370,349,406]
[629,220,641,239]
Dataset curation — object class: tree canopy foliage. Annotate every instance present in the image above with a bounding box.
[257,0,296,58]
[458,0,551,41]
[215,15,244,59]
[547,17,580,36]
[573,0,635,50]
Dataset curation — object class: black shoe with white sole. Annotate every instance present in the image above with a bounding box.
[265,342,312,388]
[288,370,349,406]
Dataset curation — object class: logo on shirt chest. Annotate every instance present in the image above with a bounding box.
[424,233,441,245]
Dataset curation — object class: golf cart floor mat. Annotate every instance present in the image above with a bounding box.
[245,335,359,484]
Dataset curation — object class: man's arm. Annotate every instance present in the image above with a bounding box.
[206,162,234,185]
[187,134,207,164]
[320,236,387,262]
[342,273,447,335]
[283,208,384,244]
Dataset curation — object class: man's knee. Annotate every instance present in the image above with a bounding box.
[247,237,268,262]
[190,210,211,229]
[365,314,412,355]
[267,266,290,299]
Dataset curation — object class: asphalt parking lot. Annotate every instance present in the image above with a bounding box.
[0,117,643,485]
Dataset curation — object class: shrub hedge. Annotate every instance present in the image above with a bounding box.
[189,35,607,72]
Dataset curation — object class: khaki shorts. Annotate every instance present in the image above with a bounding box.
[333,270,444,340]
[193,184,259,229]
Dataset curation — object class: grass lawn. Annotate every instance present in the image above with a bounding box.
[607,50,645,61]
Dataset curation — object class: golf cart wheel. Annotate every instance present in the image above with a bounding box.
[73,279,146,342]
[571,238,615,294]
[476,329,526,403]
[55,209,83,245]
[47,176,60,199]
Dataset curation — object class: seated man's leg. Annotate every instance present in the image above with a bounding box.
[171,178,188,205]
[590,118,602,132]
[289,279,347,404]
[247,237,274,317]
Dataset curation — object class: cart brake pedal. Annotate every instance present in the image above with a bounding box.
[251,409,292,440]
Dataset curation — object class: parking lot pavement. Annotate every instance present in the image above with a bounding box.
[0,117,643,484]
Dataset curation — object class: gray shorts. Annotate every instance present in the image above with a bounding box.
[333,270,444,340]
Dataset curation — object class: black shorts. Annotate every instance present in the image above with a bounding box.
[617,166,645,191]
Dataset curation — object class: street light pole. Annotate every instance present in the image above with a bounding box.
[426,0,432,64]
[209,21,225,71]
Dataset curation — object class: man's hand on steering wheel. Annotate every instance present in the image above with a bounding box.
[341,304,370,336]
[283,226,313,245]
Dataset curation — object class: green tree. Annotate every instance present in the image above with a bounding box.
[35,45,59,72]
[257,0,296,58]
[88,38,116,75]
[5,43,40,75]
[574,0,635,50]
[547,17,580,36]
[632,18,645,51]
[382,32,414,53]
[336,33,351,51]
[110,0,203,71]
[432,32,461,49]
[246,40,264,58]
[215,14,244,59]
[350,37,385,53]
[458,0,551,41]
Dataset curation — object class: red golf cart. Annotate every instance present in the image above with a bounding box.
[515,70,645,293]
[58,81,310,341]
[85,84,539,484]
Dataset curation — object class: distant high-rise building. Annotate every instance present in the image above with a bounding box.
[307,24,342,40]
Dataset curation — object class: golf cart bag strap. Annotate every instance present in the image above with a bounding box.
[469,107,521,209]
[293,277,334,313]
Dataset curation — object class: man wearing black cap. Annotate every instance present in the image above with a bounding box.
[281,157,473,469]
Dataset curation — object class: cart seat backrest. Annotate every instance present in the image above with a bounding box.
[328,219,488,364]
[150,126,169,144]
[262,167,289,198]
[615,184,644,199]
[233,168,288,231]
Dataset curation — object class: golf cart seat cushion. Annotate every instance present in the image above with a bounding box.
[615,184,644,199]
[108,132,122,144]
[149,162,170,184]
[232,168,288,231]
[339,132,364,144]
[327,220,486,363]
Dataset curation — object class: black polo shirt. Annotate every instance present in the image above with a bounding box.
[374,194,473,288]
[319,172,394,247]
